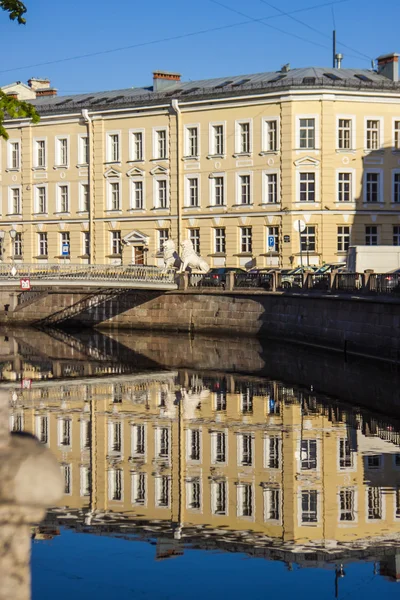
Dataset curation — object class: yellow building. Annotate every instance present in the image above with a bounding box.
[2,53,400,268]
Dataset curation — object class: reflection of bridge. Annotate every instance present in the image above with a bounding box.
[0,264,177,290]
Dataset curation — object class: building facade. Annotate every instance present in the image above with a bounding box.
[2,54,400,268]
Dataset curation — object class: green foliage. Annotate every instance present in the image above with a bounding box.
[0,90,40,139]
[0,0,27,24]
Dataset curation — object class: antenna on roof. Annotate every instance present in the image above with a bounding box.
[332,30,336,68]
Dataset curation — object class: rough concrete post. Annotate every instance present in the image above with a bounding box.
[270,271,277,292]
[330,271,338,292]
[226,271,235,291]
[176,272,189,291]
[0,389,63,600]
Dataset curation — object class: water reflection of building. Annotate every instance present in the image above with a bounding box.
[9,369,400,561]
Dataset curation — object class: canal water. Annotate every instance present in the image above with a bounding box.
[4,327,400,599]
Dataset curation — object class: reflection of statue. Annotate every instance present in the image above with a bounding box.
[162,239,182,272]
[179,239,210,273]
[181,387,210,419]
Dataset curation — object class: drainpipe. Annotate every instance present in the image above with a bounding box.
[171,99,182,249]
[82,109,94,264]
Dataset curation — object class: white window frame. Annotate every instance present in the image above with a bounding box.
[152,127,169,160]
[106,131,121,163]
[392,169,400,203]
[108,468,124,501]
[262,169,280,204]
[80,419,91,450]
[261,117,280,153]
[296,114,319,151]
[107,420,123,456]
[185,477,202,511]
[236,172,253,205]
[188,228,200,254]
[153,176,169,209]
[155,426,170,460]
[8,185,21,215]
[33,137,47,169]
[110,230,122,255]
[366,486,385,521]
[209,173,226,207]
[80,466,91,497]
[56,182,70,213]
[338,487,358,524]
[38,232,48,257]
[60,231,70,256]
[296,170,320,204]
[155,475,171,508]
[184,124,200,158]
[365,225,379,246]
[264,435,282,469]
[62,464,72,496]
[335,169,356,203]
[131,471,147,507]
[55,135,69,168]
[237,432,254,466]
[298,488,320,526]
[186,428,202,462]
[299,438,319,472]
[234,119,252,155]
[392,118,400,151]
[82,231,90,257]
[363,169,383,204]
[78,134,89,165]
[214,227,226,254]
[79,182,89,212]
[236,482,254,519]
[364,117,384,151]
[131,423,147,458]
[57,417,72,448]
[33,184,48,215]
[211,479,228,515]
[211,430,228,464]
[263,486,282,523]
[209,122,226,157]
[336,115,356,151]
[107,180,121,211]
[337,438,355,471]
[129,128,145,162]
[7,139,20,170]
[184,174,200,207]
[129,177,145,210]
[35,414,49,446]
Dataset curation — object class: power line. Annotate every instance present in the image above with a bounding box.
[0,0,354,76]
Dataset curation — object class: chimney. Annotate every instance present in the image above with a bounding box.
[376,53,399,81]
[35,88,57,97]
[28,77,51,90]
[153,71,181,93]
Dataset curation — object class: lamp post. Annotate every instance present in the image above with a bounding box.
[9,229,16,267]
[0,231,4,262]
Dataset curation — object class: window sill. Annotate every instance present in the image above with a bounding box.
[31,166,47,171]
[260,252,279,256]
[206,204,227,209]
[232,203,253,208]
[5,168,20,173]
[206,154,225,160]
[183,206,201,211]
[362,202,384,206]
[233,152,252,158]
[105,210,122,215]
[34,255,48,259]
[182,156,200,161]
[78,254,90,259]
[53,212,71,216]
[208,253,226,257]
[390,202,400,205]
[334,202,356,207]
[104,161,121,166]
[336,149,356,153]
[259,203,281,207]
[33,213,49,217]
[364,149,384,154]
[127,159,145,164]
[127,208,146,213]
[55,255,71,259]
[106,254,122,259]
[150,158,168,162]
[150,207,169,211]
[234,253,253,257]
[6,213,22,217]
[294,202,320,206]
[76,163,89,168]
[53,165,69,170]
[259,150,279,156]
[76,210,89,215]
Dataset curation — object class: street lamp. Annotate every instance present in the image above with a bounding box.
[9,229,17,267]
[0,231,4,262]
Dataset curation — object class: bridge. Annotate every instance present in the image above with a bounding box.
[0,264,177,290]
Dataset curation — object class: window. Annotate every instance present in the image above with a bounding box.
[241,389,253,413]
[57,137,68,166]
[367,487,382,519]
[213,176,225,206]
[79,135,89,164]
[131,424,146,456]
[263,119,278,151]
[396,488,400,519]
[212,431,226,463]
[59,418,71,446]
[10,187,21,214]
[299,173,316,202]
[337,226,350,252]
[211,124,224,155]
[339,438,353,468]
[299,118,315,149]
[82,232,90,257]
[240,227,252,253]
[156,179,168,208]
[109,182,120,211]
[339,488,355,521]
[367,455,382,469]
[111,230,122,255]
[264,488,281,521]
[365,226,378,246]
[366,119,380,150]
[9,141,20,169]
[212,480,227,515]
[395,121,400,150]
[393,173,400,203]
[60,232,70,256]
[238,483,253,517]
[394,226,400,246]
[265,173,278,204]
[58,185,69,213]
[34,186,46,214]
[186,126,199,157]
[214,228,226,253]
[155,475,170,507]
[129,180,143,210]
[132,472,146,505]
[158,229,169,252]
[108,133,120,162]
[80,467,91,497]
[188,229,200,254]
[81,420,91,450]
[267,226,280,253]
[365,172,380,203]
[189,429,201,461]
[109,421,122,453]
[155,129,167,159]
[187,478,201,510]
[215,391,227,411]
[301,439,317,470]
[10,414,23,432]
[109,469,123,501]
[237,121,251,154]
[36,415,48,444]
[187,177,199,207]
[266,436,281,469]
[81,183,89,212]
[157,427,170,458]
[338,172,352,202]
[238,174,251,204]
[35,139,46,167]
[239,434,253,466]
[62,464,72,495]
[38,232,48,257]
[338,119,352,149]
[301,490,318,523]
[300,226,316,252]
[132,131,143,161]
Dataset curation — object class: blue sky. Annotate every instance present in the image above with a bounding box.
[0,0,399,94]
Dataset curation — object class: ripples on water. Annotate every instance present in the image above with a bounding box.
[4,328,400,599]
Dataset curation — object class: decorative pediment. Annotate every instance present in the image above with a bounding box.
[126,167,145,178]
[150,165,169,176]
[123,230,150,245]
[104,167,121,179]
[293,156,320,167]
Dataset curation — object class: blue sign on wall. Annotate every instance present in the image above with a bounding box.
[268,235,275,250]
[62,243,70,256]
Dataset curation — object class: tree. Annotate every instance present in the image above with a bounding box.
[0,0,40,138]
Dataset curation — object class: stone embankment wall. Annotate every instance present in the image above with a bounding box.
[0,288,399,362]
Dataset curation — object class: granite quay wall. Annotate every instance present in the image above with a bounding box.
[0,288,399,362]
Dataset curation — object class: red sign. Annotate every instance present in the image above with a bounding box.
[20,278,31,291]
[21,379,32,390]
